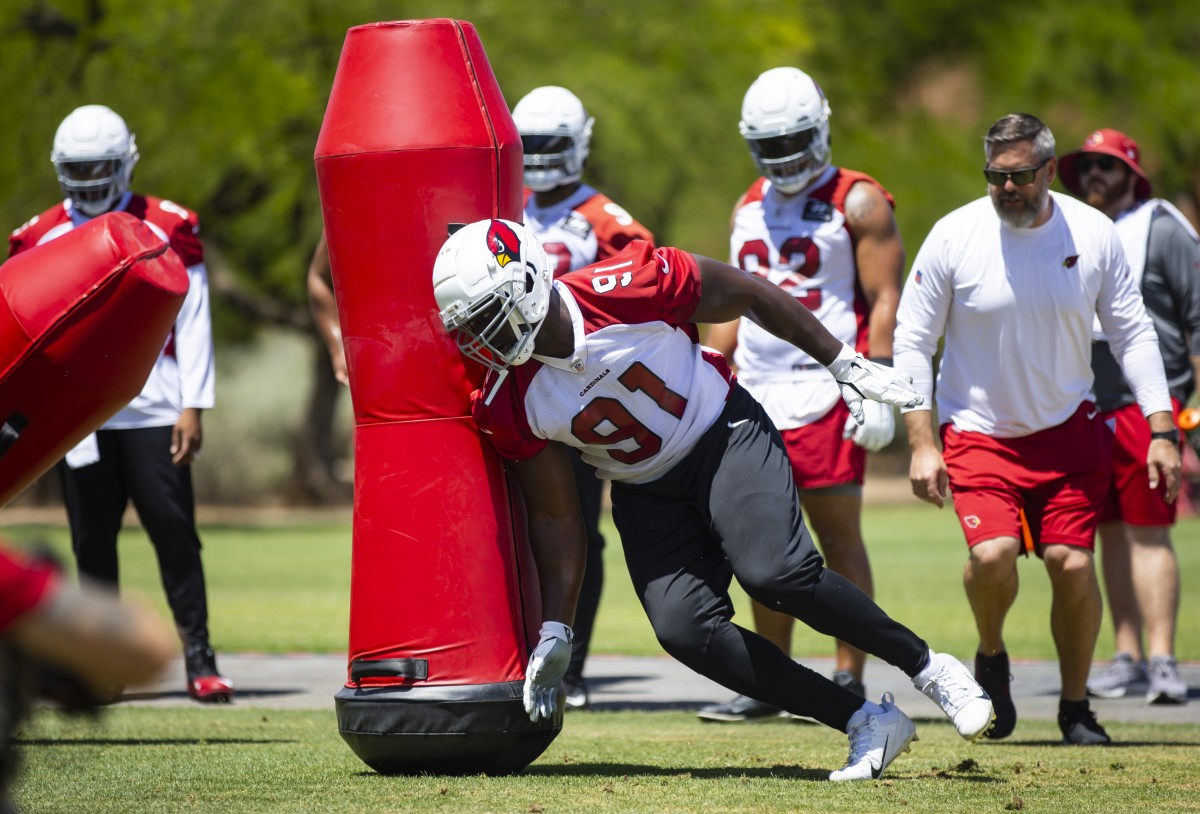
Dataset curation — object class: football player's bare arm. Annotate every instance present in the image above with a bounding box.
[6,581,176,693]
[512,444,587,626]
[845,182,904,360]
[689,255,843,365]
[306,231,348,385]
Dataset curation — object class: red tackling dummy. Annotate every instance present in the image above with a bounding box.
[315,18,553,775]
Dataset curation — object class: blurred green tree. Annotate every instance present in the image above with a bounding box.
[2,0,1197,503]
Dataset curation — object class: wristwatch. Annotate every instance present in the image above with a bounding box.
[1149,430,1180,442]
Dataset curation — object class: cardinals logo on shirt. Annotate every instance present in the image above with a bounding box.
[1063,255,1079,269]
[486,220,522,268]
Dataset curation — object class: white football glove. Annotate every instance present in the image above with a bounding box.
[842,399,896,452]
[523,621,574,722]
[826,344,922,424]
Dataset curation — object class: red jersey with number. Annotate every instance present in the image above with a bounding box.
[729,167,892,428]
[472,242,733,484]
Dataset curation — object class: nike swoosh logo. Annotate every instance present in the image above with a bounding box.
[873,734,888,779]
[1087,409,1098,420]
[728,419,750,428]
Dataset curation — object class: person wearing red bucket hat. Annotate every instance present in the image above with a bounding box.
[1059,128,1152,204]
[1062,128,1200,707]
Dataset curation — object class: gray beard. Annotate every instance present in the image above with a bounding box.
[992,186,1048,228]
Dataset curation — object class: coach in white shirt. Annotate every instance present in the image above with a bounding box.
[893,113,1180,746]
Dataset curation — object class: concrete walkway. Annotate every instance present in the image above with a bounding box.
[122,652,1199,726]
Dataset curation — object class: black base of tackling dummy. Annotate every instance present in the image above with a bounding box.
[335,680,561,775]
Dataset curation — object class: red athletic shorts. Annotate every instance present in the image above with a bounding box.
[1097,399,1181,526]
[940,401,1112,551]
[779,399,865,490]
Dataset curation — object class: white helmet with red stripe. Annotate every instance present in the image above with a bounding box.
[432,219,555,372]
[512,86,595,192]
[51,105,139,216]
[739,67,831,195]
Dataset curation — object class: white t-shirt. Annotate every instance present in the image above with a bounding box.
[894,191,1169,438]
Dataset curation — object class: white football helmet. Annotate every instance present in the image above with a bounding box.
[739,67,831,195]
[51,105,139,216]
[512,86,594,192]
[432,219,555,372]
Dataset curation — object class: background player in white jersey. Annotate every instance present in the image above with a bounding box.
[8,105,232,703]
[895,113,1180,745]
[512,85,654,710]
[1059,128,1200,705]
[701,67,902,721]
[432,218,994,781]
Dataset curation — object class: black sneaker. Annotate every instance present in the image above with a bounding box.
[832,669,866,698]
[697,694,786,722]
[1058,702,1111,745]
[975,651,1016,739]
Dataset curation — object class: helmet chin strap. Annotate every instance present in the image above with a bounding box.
[482,368,509,406]
[481,313,548,406]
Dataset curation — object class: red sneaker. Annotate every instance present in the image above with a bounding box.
[188,674,234,703]
[185,644,234,703]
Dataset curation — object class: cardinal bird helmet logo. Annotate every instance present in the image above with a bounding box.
[486,220,522,268]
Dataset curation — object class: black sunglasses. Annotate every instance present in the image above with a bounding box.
[983,158,1050,186]
[1075,155,1119,174]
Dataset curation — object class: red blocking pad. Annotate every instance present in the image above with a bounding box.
[0,211,187,506]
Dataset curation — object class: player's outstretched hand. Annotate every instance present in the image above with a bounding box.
[842,399,897,452]
[523,622,573,722]
[827,345,922,424]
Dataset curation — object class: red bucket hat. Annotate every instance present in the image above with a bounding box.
[1059,128,1152,201]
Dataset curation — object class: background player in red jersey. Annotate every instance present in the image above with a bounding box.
[431,218,994,781]
[8,105,231,703]
[512,85,655,710]
[702,67,902,721]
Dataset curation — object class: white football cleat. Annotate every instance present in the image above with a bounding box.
[828,693,917,782]
[913,651,995,740]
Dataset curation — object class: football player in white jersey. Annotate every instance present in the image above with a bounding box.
[431,218,995,781]
[9,105,231,703]
[512,86,654,711]
[701,67,904,722]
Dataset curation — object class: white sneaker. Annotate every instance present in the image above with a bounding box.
[828,693,917,782]
[913,651,995,741]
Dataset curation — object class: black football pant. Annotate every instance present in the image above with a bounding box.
[611,385,929,732]
[565,450,605,685]
[58,425,210,647]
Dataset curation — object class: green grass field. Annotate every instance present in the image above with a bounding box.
[3,504,1199,812]
[3,503,1197,660]
[12,710,1200,813]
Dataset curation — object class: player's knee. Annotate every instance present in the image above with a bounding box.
[646,610,713,664]
[1044,545,1096,581]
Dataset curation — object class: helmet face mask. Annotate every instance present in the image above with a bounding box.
[51,105,139,216]
[739,68,831,195]
[433,219,555,371]
[512,86,594,193]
